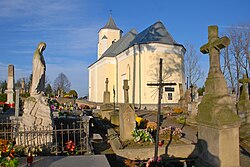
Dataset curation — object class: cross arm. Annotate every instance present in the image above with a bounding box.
[147,83,177,86]
[200,36,230,54]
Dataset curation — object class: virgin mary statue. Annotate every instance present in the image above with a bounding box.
[30,42,46,96]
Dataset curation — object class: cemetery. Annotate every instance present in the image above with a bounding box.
[0,10,249,167]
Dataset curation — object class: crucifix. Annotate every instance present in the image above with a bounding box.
[200,25,230,95]
[147,58,176,161]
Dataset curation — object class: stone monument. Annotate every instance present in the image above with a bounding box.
[5,65,15,106]
[197,26,240,167]
[237,74,250,124]
[19,42,53,145]
[238,74,250,141]
[20,79,25,94]
[119,79,136,141]
[100,78,114,119]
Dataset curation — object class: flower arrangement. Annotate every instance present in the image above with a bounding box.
[0,139,18,167]
[146,156,163,167]
[135,115,148,129]
[146,121,157,132]
[65,140,78,155]
[159,126,182,141]
[176,116,186,125]
[173,108,183,114]
[132,129,154,143]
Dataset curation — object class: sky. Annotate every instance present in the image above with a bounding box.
[0,0,249,97]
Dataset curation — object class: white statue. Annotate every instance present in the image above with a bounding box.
[30,42,46,96]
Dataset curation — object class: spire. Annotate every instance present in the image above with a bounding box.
[101,16,121,31]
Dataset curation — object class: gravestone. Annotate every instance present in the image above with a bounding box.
[100,78,114,119]
[5,65,15,105]
[15,89,19,117]
[179,88,191,112]
[19,42,53,146]
[197,26,240,167]
[238,75,250,141]
[237,74,250,124]
[20,79,25,94]
[119,79,135,141]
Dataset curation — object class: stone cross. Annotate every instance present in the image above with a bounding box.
[200,26,230,95]
[5,65,15,104]
[200,26,230,73]
[123,79,129,103]
[105,78,109,92]
[15,89,20,117]
[239,74,250,101]
[21,79,25,94]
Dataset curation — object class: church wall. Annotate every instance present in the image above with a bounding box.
[141,43,185,104]
[88,57,116,103]
[116,47,135,104]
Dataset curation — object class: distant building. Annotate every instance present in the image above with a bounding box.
[88,16,186,109]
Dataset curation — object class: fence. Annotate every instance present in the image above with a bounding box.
[0,115,93,155]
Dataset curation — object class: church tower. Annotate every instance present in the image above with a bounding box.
[97,16,122,59]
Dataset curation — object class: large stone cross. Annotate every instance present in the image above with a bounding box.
[200,26,230,95]
[200,26,230,73]
[239,74,250,101]
[123,80,129,103]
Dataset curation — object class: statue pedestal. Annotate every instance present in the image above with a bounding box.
[197,94,241,167]
[18,96,53,146]
[198,123,240,167]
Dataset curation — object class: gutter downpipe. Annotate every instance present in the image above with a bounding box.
[115,57,119,105]
[132,45,136,108]
[138,44,141,110]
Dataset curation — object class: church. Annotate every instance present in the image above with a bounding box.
[88,16,186,109]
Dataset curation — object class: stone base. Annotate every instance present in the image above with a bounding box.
[197,94,239,126]
[109,111,119,126]
[240,123,250,139]
[18,95,53,146]
[237,100,250,124]
[119,104,135,141]
[100,110,113,120]
[100,103,114,111]
[198,123,240,167]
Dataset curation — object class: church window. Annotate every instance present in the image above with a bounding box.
[168,93,173,100]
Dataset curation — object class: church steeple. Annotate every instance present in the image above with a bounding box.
[101,16,121,31]
[98,16,122,59]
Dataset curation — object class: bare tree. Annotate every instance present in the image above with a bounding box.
[184,43,204,86]
[221,25,250,98]
[53,72,71,94]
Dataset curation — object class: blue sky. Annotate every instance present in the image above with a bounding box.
[0,0,249,97]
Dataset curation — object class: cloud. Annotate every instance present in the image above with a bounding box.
[0,0,76,18]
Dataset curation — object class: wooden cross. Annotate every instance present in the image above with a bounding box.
[200,26,230,73]
[146,58,176,161]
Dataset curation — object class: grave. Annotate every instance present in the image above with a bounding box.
[5,65,15,106]
[19,42,53,145]
[99,78,114,120]
[119,79,136,141]
[237,74,250,124]
[197,26,240,167]
[237,74,250,142]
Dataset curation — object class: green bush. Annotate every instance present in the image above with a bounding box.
[0,94,7,102]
